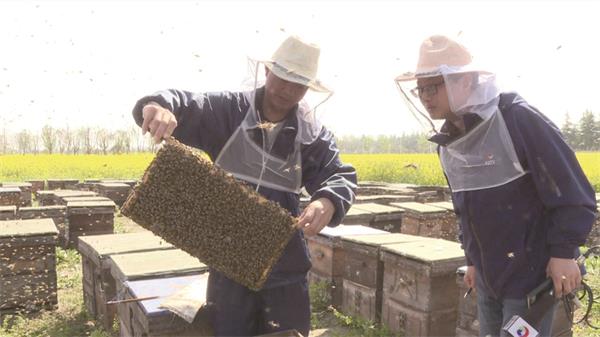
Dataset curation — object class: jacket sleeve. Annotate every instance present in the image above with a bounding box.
[132,89,241,159]
[510,103,597,259]
[302,127,357,227]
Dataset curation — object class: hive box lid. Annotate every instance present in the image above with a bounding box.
[0,218,58,238]
[78,232,174,264]
[53,190,97,198]
[67,200,116,209]
[125,273,208,316]
[0,187,21,193]
[389,202,447,214]
[352,203,405,214]
[319,224,388,238]
[342,233,427,247]
[381,239,464,263]
[110,249,207,281]
[425,201,455,211]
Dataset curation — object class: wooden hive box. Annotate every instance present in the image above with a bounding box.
[455,266,479,337]
[352,203,405,233]
[120,273,212,337]
[354,194,415,205]
[306,225,388,308]
[76,179,102,191]
[25,180,45,194]
[0,206,16,221]
[60,196,112,205]
[1,182,32,207]
[95,183,132,207]
[341,207,375,226]
[586,201,600,247]
[120,138,297,291]
[46,179,79,190]
[379,239,465,336]
[18,205,68,248]
[391,202,458,241]
[100,179,138,188]
[54,190,98,205]
[35,190,57,206]
[65,200,116,248]
[0,218,58,313]
[340,233,429,323]
[107,248,208,335]
[0,187,21,207]
[77,232,175,331]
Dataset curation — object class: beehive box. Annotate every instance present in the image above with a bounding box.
[60,196,112,205]
[35,190,57,206]
[0,218,58,313]
[108,249,208,335]
[95,183,133,207]
[65,200,116,248]
[120,138,297,291]
[455,266,478,337]
[391,202,458,241]
[0,206,16,221]
[340,233,428,322]
[352,203,405,232]
[306,225,388,308]
[1,182,32,207]
[77,179,103,191]
[586,202,600,247]
[120,273,212,337]
[25,180,45,194]
[0,187,21,207]
[78,232,175,331]
[354,194,415,205]
[380,239,465,336]
[35,189,98,206]
[356,185,417,197]
[18,205,68,247]
[341,207,375,226]
[46,179,79,190]
[101,179,138,188]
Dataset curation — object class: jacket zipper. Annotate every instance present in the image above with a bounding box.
[466,192,499,299]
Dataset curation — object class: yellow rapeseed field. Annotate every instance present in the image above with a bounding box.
[0,152,598,191]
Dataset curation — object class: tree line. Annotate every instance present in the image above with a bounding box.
[0,110,597,155]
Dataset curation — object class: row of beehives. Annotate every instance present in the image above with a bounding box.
[305,224,575,337]
[0,179,137,208]
[0,189,119,248]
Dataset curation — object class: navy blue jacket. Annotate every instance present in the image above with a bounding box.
[133,87,357,289]
[430,93,597,299]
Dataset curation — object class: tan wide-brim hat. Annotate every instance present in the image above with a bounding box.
[259,35,332,93]
[396,35,480,82]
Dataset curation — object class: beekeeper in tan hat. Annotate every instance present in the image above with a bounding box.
[131,35,357,336]
[395,35,595,337]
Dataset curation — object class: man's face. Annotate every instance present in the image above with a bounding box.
[264,69,309,113]
[415,76,451,120]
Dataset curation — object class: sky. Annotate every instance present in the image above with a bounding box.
[1,0,599,136]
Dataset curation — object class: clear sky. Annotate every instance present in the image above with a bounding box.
[1,0,599,136]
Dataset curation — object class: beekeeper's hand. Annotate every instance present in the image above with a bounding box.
[296,197,335,236]
[546,257,581,298]
[464,265,476,289]
[142,101,178,143]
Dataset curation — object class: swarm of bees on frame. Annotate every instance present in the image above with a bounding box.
[121,138,297,291]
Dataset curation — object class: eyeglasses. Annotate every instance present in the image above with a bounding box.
[410,82,445,98]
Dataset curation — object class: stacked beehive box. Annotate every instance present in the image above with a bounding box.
[1,182,32,207]
[306,224,388,308]
[60,196,112,205]
[25,180,45,194]
[351,203,405,232]
[77,232,175,330]
[101,179,138,188]
[107,249,208,336]
[120,138,297,291]
[0,187,21,207]
[94,183,133,207]
[0,206,16,220]
[18,205,68,248]
[0,219,58,314]
[122,273,212,337]
[46,179,79,190]
[354,194,415,205]
[340,233,426,322]
[379,239,465,336]
[65,200,116,247]
[77,179,103,191]
[455,266,478,337]
[391,202,458,241]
